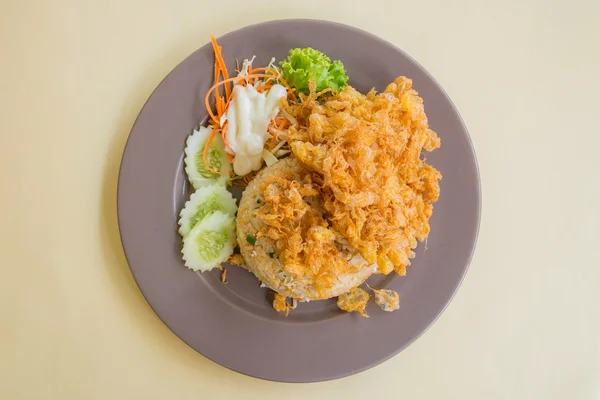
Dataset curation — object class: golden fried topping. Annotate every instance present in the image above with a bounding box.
[285,76,441,274]
[220,267,228,285]
[369,286,400,312]
[256,170,354,297]
[273,293,291,316]
[337,287,370,318]
[227,253,246,268]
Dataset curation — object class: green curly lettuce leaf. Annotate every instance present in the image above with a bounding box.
[279,48,349,96]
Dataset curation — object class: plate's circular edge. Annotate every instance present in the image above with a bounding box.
[116,18,482,383]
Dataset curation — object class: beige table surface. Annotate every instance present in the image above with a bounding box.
[2,0,599,398]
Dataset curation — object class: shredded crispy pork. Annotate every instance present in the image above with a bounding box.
[284,77,441,275]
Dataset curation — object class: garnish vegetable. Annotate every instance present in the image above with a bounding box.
[280,48,348,96]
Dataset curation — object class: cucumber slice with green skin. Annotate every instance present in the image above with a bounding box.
[184,126,231,189]
[178,185,237,238]
[182,211,236,271]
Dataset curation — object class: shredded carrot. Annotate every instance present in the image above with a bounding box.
[210,39,225,120]
[248,67,277,76]
[216,96,224,117]
[244,67,298,103]
[273,118,289,129]
[204,39,297,126]
[210,35,231,100]
[268,118,289,134]
[221,120,233,150]
[225,90,234,110]
[202,36,299,178]
[255,83,273,93]
[204,73,281,125]
[272,75,298,103]
[246,64,256,85]
[213,51,220,88]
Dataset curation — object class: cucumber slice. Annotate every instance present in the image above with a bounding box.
[181,211,236,271]
[184,126,231,189]
[178,185,237,238]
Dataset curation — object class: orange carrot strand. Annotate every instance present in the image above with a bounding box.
[221,121,233,150]
[210,35,231,99]
[255,83,273,93]
[204,73,280,124]
[249,67,298,103]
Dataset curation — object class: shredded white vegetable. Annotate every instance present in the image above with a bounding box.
[280,108,298,125]
[262,148,279,166]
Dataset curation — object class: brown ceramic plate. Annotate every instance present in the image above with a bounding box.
[118,19,480,382]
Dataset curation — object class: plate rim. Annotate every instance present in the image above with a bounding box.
[117,18,481,382]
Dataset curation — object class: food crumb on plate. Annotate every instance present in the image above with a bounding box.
[273,293,292,316]
[227,253,246,268]
[337,287,370,318]
[221,268,228,285]
[368,285,399,312]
